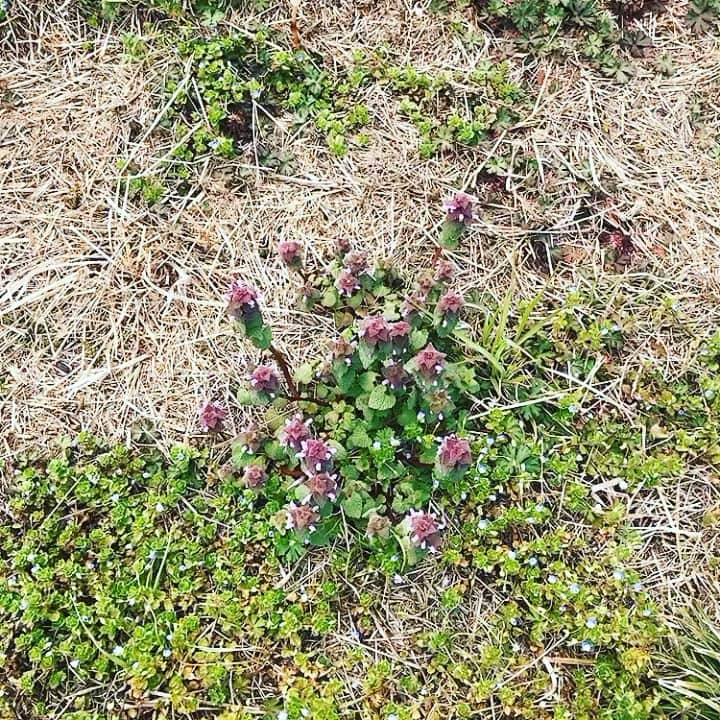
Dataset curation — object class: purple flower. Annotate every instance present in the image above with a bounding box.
[437,290,464,316]
[444,192,474,224]
[226,280,260,320]
[285,502,320,531]
[298,438,336,472]
[279,240,303,268]
[437,435,472,471]
[336,269,360,297]
[414,343,447,379]
[250,365,280,394]
[407,509,444,552]
[303,472,338,503]
[243,465,267,488]
[278,414,312,451]
[389,321,411,340]
[359,315,390,346]
[434,260,456,283]
[401,295,423,320]
[382,362,409,389]
[343,251,368,276]
[198,401,227,432]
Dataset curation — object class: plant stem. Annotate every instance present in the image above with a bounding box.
[269,343,298,397]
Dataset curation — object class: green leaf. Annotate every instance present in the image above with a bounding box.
[322,286,339,307]
[294,362,314,386]
[358,341,375,369]
[246,323,272,350]
[341,492,364,519]
[348,425,372,449]
[410,329,428,351]
[368,385,396,411]
[439,220,464,249]
[358,371,378,392]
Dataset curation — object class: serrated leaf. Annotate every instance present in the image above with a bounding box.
[439,220,464,249]
[341,492,364,519]
[348,425,372,449]
[409,329,428,351]
[368,384,396,411]
[358,371,378,392]
[322,286,339,307]
[294,362,314,386]
[358,341,375,369]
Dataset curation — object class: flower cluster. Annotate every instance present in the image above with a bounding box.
[406,509,444,552]
[226,280,260,321]
[279,240,303,269]
[437,435,472,474]
[249,365,281,396]
[198,401,227,432]
[443,192,474,225]
[335,248,369,297]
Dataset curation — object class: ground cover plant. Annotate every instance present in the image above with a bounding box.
[2,1,720,720]
[3,191,720,718]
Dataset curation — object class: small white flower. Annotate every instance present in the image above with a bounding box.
[633,582,643,592]
[569,582,581,594]
[548,574,558,584]
[613,569,626,581]
[155,503,164,513]
[392,574,404,585]
[586,616,598,628]
[478,519,488,529]
[112,645,124,656]
[278,712,288,720]
[70,659,80,669]
[581,640,594,653]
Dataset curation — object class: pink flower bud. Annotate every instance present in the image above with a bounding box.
[297,438,335,472]
[250,365,280,394]
[279,240,303,268]
[359,315,390,346]
[443,192,474,224]
[389,321,411,340]
[407,509,444,552]
[198,401,227,432]
[243,465,267,488]
[336,269,360,297]
[437,290,464,316]
[278,414,312,450]
[414,343,447,379]
[285,502,320,531]
[226,280,259,320]
[304,472,338,503]
[437,435,472,470]
[434,260,456,283]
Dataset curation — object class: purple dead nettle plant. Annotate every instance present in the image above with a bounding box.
[278,414,312,451]
[413,343,447,384]
[406,509,445,553]
[436,435,473,476]
[249,365,281,398]
[297,437,336,474]
[443,192,474,225]
[278,240,303,269]
[226,280,261,322]
[336,269,361,297]
[198,401,227,432]
[243,464,268,489]
[434,259,456,283]
[285,502,321,532]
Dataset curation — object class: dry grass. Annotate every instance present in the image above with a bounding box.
[1,0,720,622]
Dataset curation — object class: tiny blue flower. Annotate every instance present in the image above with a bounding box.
[581,640,594,652]
[569,582,581,594]
[633,582,643,592]
[548,574,558,584]
[613,569,626,581]
[585,616,597,628]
